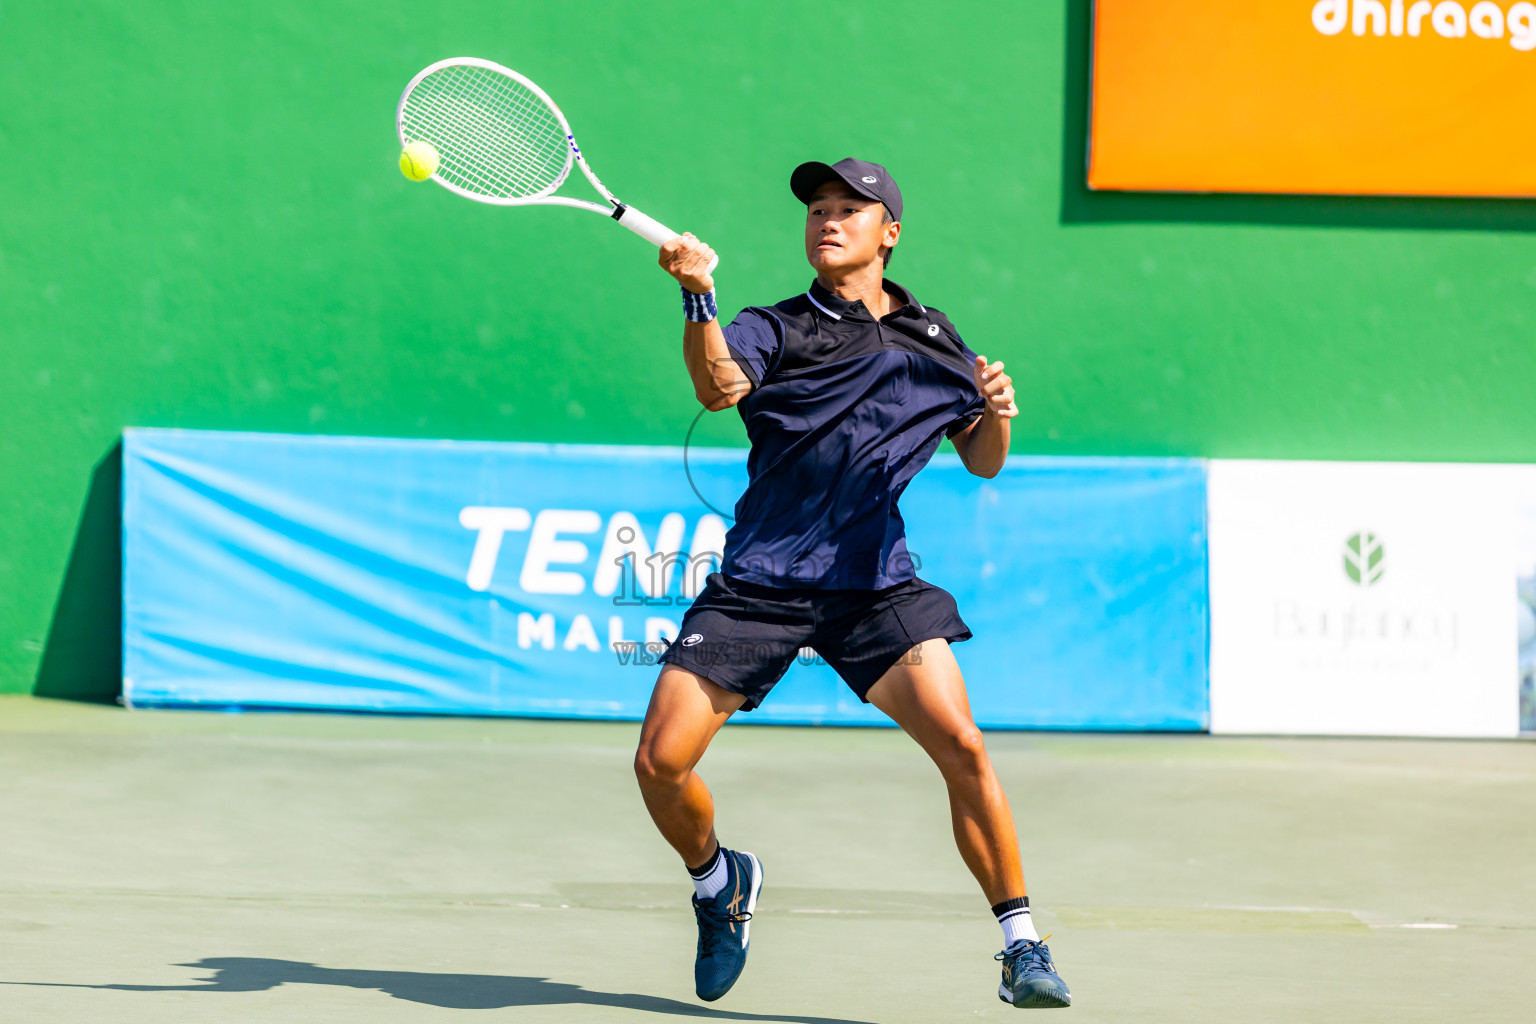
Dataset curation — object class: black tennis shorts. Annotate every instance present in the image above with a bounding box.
[658,573,973,711]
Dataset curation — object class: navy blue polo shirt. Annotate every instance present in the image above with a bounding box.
[718,278,986,590]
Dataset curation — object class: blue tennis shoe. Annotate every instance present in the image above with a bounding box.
[692,848,763,1001]
[997,937,1072,1008]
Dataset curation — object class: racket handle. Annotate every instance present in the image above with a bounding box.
[615,205,720,273]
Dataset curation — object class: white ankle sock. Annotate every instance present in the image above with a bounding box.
[994,897,1040,945]
[689,848,729,900]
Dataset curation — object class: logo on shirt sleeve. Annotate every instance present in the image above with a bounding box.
[927,324,940,337]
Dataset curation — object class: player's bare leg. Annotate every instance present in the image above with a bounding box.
[634,665,763,1002]
[634,666,744,865]
[865,640,1023,903]
[866,640,1071,1008]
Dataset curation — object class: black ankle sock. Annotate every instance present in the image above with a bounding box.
[991,896,1030,918]
[992,895,1038,944]
[687,846,724,879]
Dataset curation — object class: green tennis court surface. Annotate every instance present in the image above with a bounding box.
[0,696,1529,1022]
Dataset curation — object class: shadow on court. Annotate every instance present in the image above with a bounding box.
[10,957,879,1022]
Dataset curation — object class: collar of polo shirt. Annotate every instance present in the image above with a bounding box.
[805,278,927,322]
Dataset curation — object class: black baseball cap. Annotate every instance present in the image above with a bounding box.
[790,158,902,222]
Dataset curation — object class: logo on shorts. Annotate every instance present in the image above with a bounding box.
[861,175,878,183]
[682,633,704,646]
[927,324,940,336]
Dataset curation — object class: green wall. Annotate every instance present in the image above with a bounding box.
[6,0,1536,697]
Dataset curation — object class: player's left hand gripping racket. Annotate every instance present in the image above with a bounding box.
[397,57,716,271]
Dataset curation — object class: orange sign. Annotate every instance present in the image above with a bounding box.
[1089,1,1536,196]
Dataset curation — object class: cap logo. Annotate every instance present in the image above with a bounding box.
[861,175,878,183]
[927,324,940,337]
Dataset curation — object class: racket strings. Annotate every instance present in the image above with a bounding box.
[425,66,565,197]
[436,72,537,195]
[408,68,559,197]
[453,67,562,192]
[401,64,572,199]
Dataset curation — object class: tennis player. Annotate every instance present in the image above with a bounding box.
[636,158,1071,1010]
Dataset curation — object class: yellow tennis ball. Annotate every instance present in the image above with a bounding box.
[399,140,440,182]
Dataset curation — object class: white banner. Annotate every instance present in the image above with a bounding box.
[1208,460,1531,737]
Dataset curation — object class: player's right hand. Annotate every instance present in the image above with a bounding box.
[659,232,716,295]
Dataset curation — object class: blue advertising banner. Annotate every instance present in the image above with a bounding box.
[123,429,1209,729]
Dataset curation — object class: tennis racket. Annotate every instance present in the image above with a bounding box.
[396,57,716,271]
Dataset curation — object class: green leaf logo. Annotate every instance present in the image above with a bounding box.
[1343,532,1385,587]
